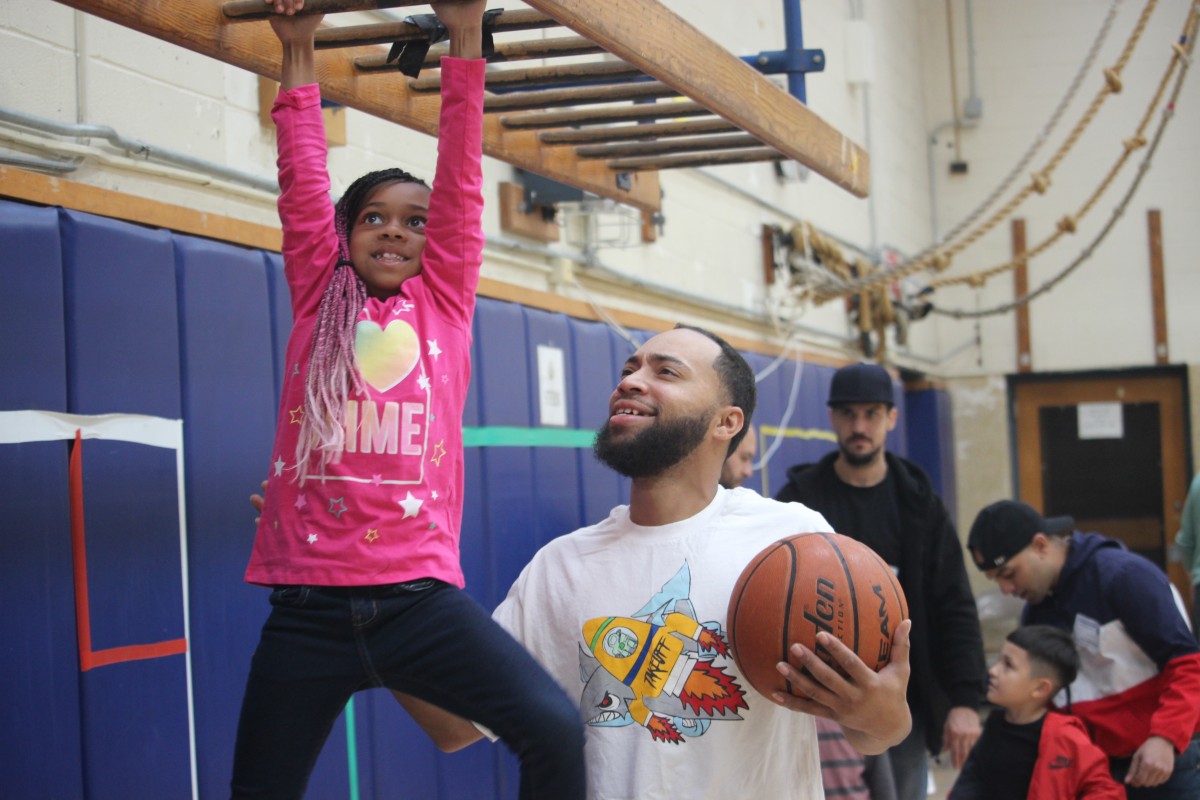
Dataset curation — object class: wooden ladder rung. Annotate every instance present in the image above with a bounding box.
[222,0,427,21]
[575,134,762,160]
[483,82,677,112]
[501,102,711,130]
[539,119,740,145]
[315,9,559,50]
[609,148,785,172]
[353,36,603,72]
[409,60,643,93]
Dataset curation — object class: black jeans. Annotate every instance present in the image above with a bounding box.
[230,580,585,799]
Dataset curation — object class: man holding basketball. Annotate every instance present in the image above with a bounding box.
[401,326,912,799]
[775,362,986,800]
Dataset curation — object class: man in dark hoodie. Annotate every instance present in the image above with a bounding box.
[969,500,1200,798]
[775,362,985,800]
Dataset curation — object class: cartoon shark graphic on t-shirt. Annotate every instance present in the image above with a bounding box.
[577,562,748,743]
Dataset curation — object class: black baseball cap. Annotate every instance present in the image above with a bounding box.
[827,362,894,406]
[967,500,1074,571]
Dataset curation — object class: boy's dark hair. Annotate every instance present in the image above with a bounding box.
[673,324,757,457]
[1007,625,1079,695]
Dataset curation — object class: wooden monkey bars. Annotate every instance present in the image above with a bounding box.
[52,0,871,211]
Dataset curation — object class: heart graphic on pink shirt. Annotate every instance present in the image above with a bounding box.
[355,319,419,392]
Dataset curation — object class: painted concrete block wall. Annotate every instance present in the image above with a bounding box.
[917,0,1199,373]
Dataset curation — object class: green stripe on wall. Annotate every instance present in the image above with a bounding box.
[463,426,595,448]
[462,425,832,448]
[345,698,359,800]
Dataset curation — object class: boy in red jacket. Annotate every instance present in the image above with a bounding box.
[950,625,1124,799]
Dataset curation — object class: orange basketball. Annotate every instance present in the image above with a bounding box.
[727,532,908,700]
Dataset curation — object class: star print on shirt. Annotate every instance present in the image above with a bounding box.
[328,497,347,518]
[431,490,439,500]
[274,457,285,476]
[392,300,414,315]
[426,339,442,360]
[429,441,447,466]
[365,529,379,543]
[292,363,301,376]
[307,533,318,544]
[371,474,383,486]
[294,494,307,510]
[398,492,423,519]
[289,406,305,424]
[418,374,431,392]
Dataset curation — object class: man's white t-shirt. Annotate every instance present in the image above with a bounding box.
[494,487,834,800]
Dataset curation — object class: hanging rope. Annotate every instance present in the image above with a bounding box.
[809,0,1168,303]
[908,0,1125,263]
[931,0,1194,291]
[930,14,1195,319]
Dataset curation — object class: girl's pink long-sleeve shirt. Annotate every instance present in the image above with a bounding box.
[246,58,485,588]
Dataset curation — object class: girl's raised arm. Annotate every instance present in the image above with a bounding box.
[266,1,323,90]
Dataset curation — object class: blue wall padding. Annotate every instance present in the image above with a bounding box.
[61,210,181,418]
[263,251,293,403]
[0,443,81,799]
[59,209,193,796]
[521,308,584,551]
[81,656,194,800]
[569,319,629,523]
[0,203,67,410]
[173,234,283,796]
[472,299,539,605]
[905,387,957,519]
[0,197,940,798]
[757,359,839,498]
[0,203,83,796]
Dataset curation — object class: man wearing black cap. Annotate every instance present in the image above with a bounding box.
[968,500,1200,798]
[775,362,985,800]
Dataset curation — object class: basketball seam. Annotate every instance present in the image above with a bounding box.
[729,541,786,665]
[782,539,798,695]
[817,532,860,659]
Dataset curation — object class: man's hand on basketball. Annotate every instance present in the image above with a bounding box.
[772,618,912,755]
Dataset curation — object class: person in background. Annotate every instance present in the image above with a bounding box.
[774,362,986,799]
[1172,471,1200,636]
[949,625,1125,799]
[968,500,1200,798]
[816,716,899,800]
[719,423,757,489]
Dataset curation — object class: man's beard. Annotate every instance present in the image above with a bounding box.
[594,412,711,478]
[838,436,881,467]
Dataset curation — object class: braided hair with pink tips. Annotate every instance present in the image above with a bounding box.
[294,167,428,482]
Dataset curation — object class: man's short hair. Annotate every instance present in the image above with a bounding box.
[1007,625,1079,694]
[673,324,756,457]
